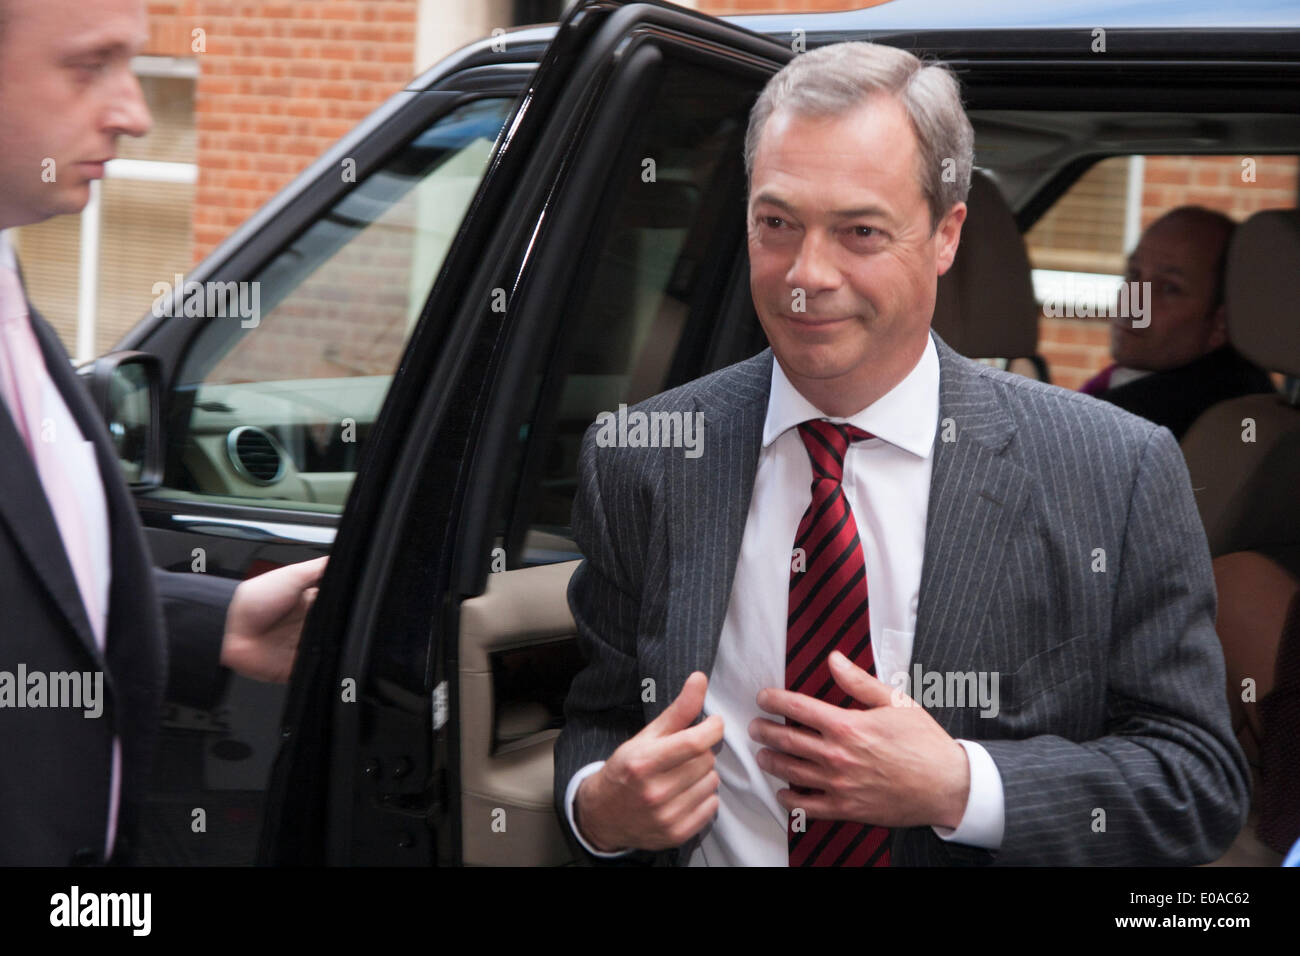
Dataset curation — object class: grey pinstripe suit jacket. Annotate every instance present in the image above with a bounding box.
[554,329,1251,866]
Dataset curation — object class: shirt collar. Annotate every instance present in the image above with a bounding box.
[0,232,15,272]
[763,329,939,460]
[1108,365,1153,389]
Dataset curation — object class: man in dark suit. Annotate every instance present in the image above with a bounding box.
[0,0,325,865]
[554,42,1249,865]
[1079,206,1276,440]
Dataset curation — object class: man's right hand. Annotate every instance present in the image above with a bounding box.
[574,671,723,853]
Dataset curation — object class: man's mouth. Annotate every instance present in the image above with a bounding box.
[76,159,113,178]
[782,312,852,327]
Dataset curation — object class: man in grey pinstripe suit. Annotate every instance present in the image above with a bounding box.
[554,42,1250,866]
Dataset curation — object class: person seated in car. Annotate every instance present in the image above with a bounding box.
[1079,206,1276,440]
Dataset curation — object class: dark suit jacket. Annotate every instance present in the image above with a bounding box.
[1091,345,1276,441]
[0,295,237,866]
[555,329,1251,866]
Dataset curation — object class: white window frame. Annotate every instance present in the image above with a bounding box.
[74,57,199,363]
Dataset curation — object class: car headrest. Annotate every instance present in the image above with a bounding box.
[932,170,1038,359]
[1226,208,1300,378]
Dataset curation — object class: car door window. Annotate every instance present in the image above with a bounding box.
[153,97,514,513]
[499,60,758,563]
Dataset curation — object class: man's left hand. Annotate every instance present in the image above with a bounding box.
[220,556,328,683]
[750,650,970,829]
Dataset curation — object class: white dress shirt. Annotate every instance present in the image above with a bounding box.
[1108,366,1153,389]
[0,231,117,859]
[566,330,1005,863]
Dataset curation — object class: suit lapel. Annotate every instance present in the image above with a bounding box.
[910,333,1033,721]
[664,350,773,693]
[25,301,151,686]
[30,301,170,837]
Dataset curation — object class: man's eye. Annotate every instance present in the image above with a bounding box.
[847,225,885,246]
[762,216,785,229]
[72,59,109,78]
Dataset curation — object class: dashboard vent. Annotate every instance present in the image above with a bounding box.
[226,426,285,485]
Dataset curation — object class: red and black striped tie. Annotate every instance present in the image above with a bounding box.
[785,419,891,867]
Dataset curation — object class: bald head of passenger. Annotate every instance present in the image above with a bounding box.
[1111,205,1236,372]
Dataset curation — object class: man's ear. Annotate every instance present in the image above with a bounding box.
[1207,302,1229,351]
[935,201,967,277]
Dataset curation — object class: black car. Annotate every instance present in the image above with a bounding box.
[83,0,1300,865]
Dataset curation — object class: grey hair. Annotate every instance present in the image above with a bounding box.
[743,41,974,232]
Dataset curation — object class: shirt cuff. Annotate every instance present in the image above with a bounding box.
[930,739,1004,849]
[565,761,635,858]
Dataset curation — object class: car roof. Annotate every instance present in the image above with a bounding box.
[412,0,1300,93]
[730,0,1300,30]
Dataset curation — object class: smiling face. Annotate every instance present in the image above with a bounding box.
[746,95,965,417]
[0,0,152,230]
[1111,211,1231,371]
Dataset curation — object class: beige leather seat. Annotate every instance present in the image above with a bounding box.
[933,170,1043,375]
[1180,209,1300,567]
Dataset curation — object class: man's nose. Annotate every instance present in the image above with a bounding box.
[784,230,840,296]
[105,70,153,139]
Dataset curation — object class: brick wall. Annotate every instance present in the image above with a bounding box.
[146,1,203,56]
[1141,155,1298,227]
[187,1,418,262]
[1037,316,1110,391]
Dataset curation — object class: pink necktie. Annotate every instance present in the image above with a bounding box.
[0,261,119,860]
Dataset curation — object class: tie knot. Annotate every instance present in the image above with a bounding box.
[797,419,873,484]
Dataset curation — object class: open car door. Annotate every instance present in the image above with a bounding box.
[260,0,789,865]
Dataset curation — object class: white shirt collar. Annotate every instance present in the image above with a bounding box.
[762,329,939,460]
[1108,366,1153,389]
